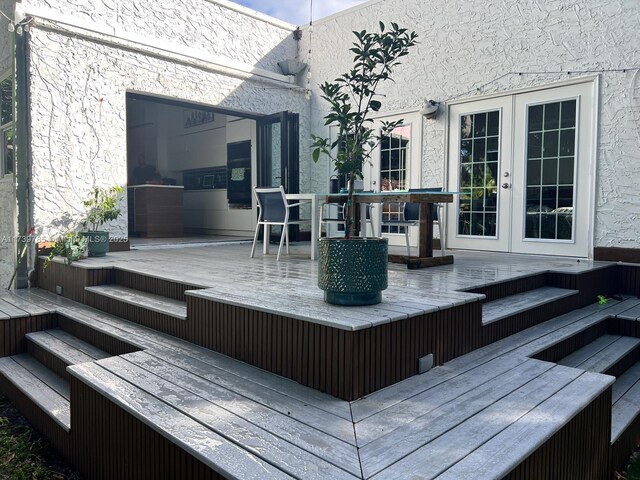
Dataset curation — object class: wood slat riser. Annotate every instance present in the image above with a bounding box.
[84,292,184,338]
[0,314,57,357]
[27,340,71,383]
[482,295,582,345]
[58,315,141,356]
[469,274,547,302]
[611,413,640,477]
[70,377,223,480]
[115,270,202,302]
[37,258,113,303]
[187,296,481,401]
[532,322,608,363]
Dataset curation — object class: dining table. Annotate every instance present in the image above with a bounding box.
[325,190,456,268]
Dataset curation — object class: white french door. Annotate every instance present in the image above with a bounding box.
[447,81,596,257]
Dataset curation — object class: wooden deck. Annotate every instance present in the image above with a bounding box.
[2,243,640,477]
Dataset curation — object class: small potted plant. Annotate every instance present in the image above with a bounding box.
[42,231,89,270]
[81,186,124,257]
[311,22,418,305]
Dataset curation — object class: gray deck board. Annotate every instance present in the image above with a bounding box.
[571,336,640,373]
[351,300,618,423]
[144,347,357,445]
[68,362,294,480]
[359,360,555,477]
[612,362,640,404]
[46,328,111,361]
[617,302,640,321]
[85,285,187,320]
[437,371,615,480]
[355,355,527,444]
[0,298,30,318]
[11,353,70,400]
[370,366,591,479]
[482,286,578,325]
[26,331,105,365]
[0,292,51,316]
[557,334,621,368]
[99,355,359,479]
[0,357,70,431]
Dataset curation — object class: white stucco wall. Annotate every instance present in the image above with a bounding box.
[0,0,17,289]
[24,0,308,241]
[303,0,640,251]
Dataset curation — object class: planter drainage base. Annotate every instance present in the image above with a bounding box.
[324,291,382,306]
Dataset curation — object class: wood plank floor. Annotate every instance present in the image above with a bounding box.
[47,243,613,333]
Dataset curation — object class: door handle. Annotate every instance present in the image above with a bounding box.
[502,183,510,189]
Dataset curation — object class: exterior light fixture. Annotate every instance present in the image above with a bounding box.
[278,59,307,76]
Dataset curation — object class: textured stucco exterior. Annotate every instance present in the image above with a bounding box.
[0,0,17,289]
[23,0,308,240]
[303,0,640,251]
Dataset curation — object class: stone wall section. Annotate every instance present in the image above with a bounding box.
[303,0,640,250]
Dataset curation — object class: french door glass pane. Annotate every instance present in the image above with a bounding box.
[380,124,410,234]
[524,100,576,240]
[457,111,499,237]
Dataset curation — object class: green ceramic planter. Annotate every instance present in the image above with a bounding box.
[318,237,388,306]
[81,231,109,257]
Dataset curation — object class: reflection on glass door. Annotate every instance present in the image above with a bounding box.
[380,124,410,234]
[524,100,576,241]
[458,111,500,237]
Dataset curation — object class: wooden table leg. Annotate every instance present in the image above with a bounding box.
[419,202,434,258]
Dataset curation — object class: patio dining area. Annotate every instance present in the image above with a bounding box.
[2,242,640,478]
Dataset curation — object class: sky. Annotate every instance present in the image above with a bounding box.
[231,0,369,25]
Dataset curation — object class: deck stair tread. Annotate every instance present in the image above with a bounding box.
[0,291,52,316]
[96,354,360,478]
[352,298,633,422]
[366,368,611,478]
[435,372,614,479]
[24,289,352,421]
[68,361,307,480]
[557,335,640,373]
[482,286,578,325]
[0,357,70,431]
[26,329,111,365]
[611,362,640,442]
[85,284,187,320]
[11,353,70,400]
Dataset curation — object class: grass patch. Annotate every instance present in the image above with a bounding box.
[0,393,81,480]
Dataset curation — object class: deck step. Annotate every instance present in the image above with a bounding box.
[557,335,640,375]
[482,286,578,325]
[0,356,70,431]
[26,329,111,381]
[611,362,640,443]
[85,285,187,320]
[12,353,70,400]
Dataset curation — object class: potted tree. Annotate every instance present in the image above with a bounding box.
[81,186,124,257]
[311,22,418,305]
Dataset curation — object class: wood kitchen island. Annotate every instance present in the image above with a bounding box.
[128,185,184,238]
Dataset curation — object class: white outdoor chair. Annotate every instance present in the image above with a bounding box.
[380,187,445,256]
[250,186,312,261]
